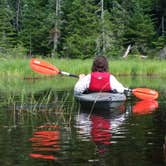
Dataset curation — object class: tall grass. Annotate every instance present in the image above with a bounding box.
[39,58,166,77]
[0,57,165,78]
[109,59,166,76]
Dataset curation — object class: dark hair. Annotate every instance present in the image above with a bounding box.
[91,56,109,72]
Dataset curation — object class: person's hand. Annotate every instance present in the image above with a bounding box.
[79,74,85,80]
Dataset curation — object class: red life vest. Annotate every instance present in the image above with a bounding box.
[89,72,111,92]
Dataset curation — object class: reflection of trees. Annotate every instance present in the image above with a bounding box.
[75,99,159,161]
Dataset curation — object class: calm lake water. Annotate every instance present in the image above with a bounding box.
[0,77,165,166]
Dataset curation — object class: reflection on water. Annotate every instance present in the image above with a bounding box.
[29,125,60,160]
[132,100,158,115]
[74,99,162,165]
[75,101,128,155]
[164,136,166,162]
[0,87,165,166]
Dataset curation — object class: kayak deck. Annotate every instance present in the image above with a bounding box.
[74,92,126,102]
[75,92,126,110]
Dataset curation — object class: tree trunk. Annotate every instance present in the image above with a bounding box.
[52,0,61,56]
[16,0,20,32]
[162,16,165,36]
[123,44,131,58]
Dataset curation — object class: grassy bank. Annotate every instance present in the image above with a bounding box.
[0,57,165,78]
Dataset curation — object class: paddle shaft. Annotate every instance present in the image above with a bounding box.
[60,71,79,78]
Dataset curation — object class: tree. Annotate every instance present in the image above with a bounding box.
[19,0,51,56]
[0,0,17,52]
[8,0,22,33]
[61,0,99,58]
[0,0,164,58]
[153,0,166,37]
[46,0,63,57]
[124,0,156,56]
[105,0,128,57]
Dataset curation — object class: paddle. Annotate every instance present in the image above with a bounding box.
[30,58,78,78]
[131,88,158,100]
[29,58,159,100]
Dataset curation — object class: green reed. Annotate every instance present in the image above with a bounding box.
[109,59,166,77]
[0,57,165,78]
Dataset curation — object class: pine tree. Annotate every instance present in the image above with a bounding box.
[46,0,63,57]
[61,0,99,58]
[0,0,17,52]
[124,0,156,55]
[103,0,128,57]
[19,0,51,56]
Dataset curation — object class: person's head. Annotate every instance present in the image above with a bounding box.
[91,56,109,72]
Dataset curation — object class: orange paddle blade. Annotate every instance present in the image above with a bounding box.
[30,58,60,75]
[132,88,159,100]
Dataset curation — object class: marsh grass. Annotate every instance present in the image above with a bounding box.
[0,57,165,78]
[109,59,166,76]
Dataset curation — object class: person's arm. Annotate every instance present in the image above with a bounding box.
[110,75,126,93]
[74,74,91,95]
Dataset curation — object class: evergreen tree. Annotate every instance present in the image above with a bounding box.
[8,0,22,33]
[61,0,99,58]
[124,0,156,55]
[0,0,17,52]
[0,0,164,58]
[46,0,64,57]
[19,0,51,56]
[105,0,128,57]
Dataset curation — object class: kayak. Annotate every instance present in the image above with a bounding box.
[74,92,126,102]
[74,92,126,110]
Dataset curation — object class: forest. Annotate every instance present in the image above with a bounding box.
[0,0,166,59]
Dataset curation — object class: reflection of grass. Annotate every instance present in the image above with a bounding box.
[0,89,78,129]
[0,76,76,94]
[3,89,73,112]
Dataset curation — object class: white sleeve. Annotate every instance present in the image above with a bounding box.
[74,74,91,94]
[110,75,125,93]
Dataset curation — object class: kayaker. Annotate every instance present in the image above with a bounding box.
[74,55,126,94]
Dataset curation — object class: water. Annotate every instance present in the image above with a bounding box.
[0,77,165,166]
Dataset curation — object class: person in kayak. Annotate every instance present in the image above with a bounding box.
[74,55,126,94]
